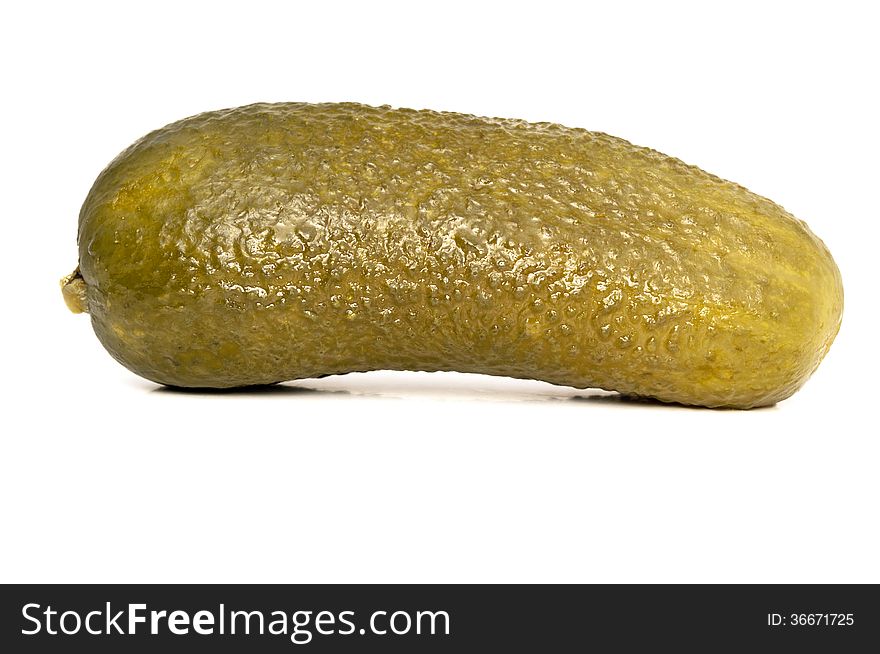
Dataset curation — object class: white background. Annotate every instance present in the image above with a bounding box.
[1,1,877,583]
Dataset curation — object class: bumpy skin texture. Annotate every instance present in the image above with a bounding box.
[66,102,843,407]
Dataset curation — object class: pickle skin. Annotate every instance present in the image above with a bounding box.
[63,102,843,408]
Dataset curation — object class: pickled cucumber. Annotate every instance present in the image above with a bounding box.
[62,102,843,408]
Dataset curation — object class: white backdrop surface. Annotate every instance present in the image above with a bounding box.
[1,1,877,582]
